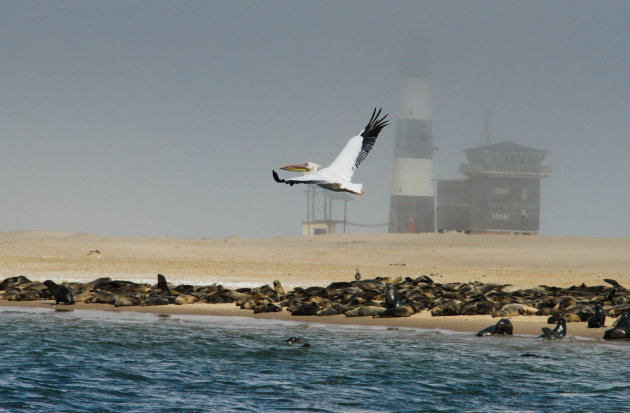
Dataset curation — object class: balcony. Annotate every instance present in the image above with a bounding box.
[459,163,552,177]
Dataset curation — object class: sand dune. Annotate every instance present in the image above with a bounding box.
[0,231,628,289]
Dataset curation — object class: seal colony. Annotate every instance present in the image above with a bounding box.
[1,274,629,340]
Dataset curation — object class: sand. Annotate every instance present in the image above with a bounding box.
[1,230,629,339]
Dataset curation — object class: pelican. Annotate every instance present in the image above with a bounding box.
[272,108,389,195]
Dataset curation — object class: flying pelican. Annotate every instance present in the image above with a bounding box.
[272,108,389,195]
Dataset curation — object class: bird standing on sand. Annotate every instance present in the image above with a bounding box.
[273,108,389,195]
[355,268,361,281]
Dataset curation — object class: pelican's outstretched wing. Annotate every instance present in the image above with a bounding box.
[272,170,329,187]
[325,108,388,181]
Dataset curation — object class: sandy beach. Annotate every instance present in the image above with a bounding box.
[1,231,629,339]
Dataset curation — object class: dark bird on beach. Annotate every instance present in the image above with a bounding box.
[355,268,361,281]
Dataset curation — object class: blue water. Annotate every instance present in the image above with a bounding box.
[1,307,628,412]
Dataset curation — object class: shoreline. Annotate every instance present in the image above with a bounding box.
[0,300,611,340]
[2,231,628,341]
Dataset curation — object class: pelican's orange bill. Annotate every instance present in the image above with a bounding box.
[280,163,310,172]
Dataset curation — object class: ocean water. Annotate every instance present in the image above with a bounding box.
[1,307,628,412]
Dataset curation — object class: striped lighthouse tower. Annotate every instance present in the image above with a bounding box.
[388,49,435,233]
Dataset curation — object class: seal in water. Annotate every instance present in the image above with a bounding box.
[476,318,513,337]
[43,280,75,305]
[355,268,361,281]
[603,310,630,340]
[385,282,403,309]
[520,353,551,359]
[286,337,310,347]
[587,301,606,328]
[539,317,566,340]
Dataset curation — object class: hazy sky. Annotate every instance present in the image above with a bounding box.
[2,1,629,238]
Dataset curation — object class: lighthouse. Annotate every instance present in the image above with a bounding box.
[388,49,435,233]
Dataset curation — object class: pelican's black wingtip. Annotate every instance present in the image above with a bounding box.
[272,170,284,183]
[361,107,390,137]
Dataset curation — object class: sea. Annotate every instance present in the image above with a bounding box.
[1,306,628,412]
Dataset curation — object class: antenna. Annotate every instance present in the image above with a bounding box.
[481,110,492,146]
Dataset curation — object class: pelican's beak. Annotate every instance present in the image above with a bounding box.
[280,163,310,172]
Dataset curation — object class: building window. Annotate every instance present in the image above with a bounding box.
[493,186,510,195]
[491,212,510,221]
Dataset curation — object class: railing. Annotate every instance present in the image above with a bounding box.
[460,164,552,176]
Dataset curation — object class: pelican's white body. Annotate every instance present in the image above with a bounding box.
[274,108,388,195]
[285,134,366,195]
[311,134,364,194]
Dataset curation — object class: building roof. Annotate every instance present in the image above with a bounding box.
[460,140,551,177]
[464,141,548,155]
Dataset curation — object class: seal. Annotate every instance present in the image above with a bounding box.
[355,268,361,281]
[603,279,622,288]
[476,318,513,337]
[603,310,630,340]
[520,353,551,359]
[286,337,310,347]
[157,274,171,295]
[587,301,606,328]
[43,280,75,305]
[539,317,566,340]
[385,282,403,309]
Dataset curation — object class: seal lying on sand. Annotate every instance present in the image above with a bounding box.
[587,301,606,328]
[603,310,630,340]
[476,318,513,337]
[43,280,75,305]
[539,317,566,340]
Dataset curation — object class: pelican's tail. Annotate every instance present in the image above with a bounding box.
[342,182,363,195]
